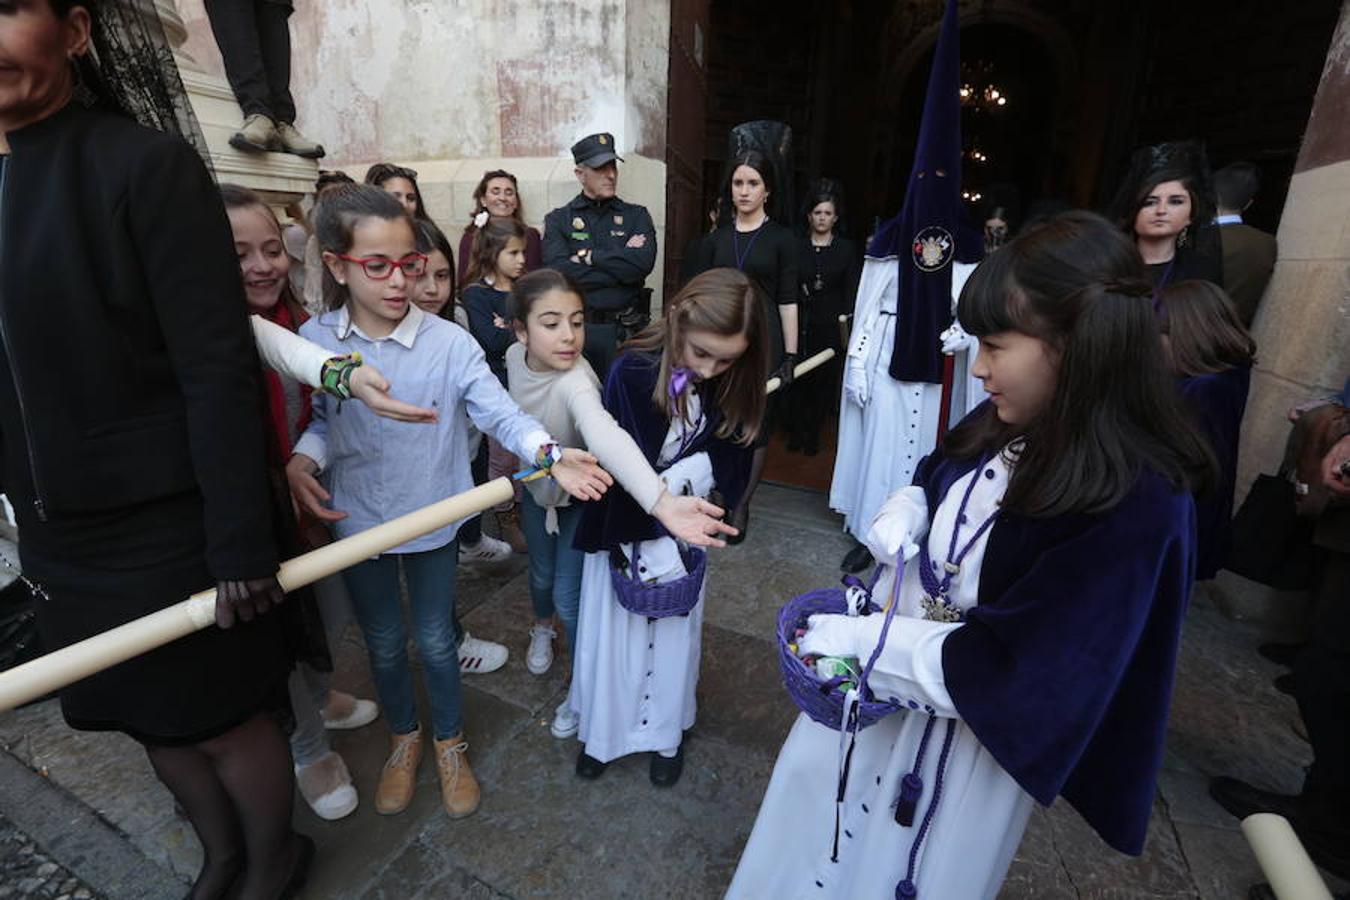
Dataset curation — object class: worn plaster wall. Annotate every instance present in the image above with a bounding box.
[176,0,671,300]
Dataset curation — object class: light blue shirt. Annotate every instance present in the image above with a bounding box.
[1214,213,1243,225]
[294,304,549,553]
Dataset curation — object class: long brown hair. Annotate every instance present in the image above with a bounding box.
[947,210,1215,516]
[463,216,527,292]
[1159,280,1256,377]
[219,183,307,324]
[623,268,768,444]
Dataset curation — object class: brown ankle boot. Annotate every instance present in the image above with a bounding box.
[375,727,423,815]
[496,507,528,554]
[434,734,481,819]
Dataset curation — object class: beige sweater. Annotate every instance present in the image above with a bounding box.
[505,342,664,518]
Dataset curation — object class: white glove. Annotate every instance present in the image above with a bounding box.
[659,451,714,499]
[939,320,977,355]
[864,485,928,563]
[797,613,866,660]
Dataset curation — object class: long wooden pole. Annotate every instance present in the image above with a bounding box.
[1240,814,1333,899]
[0,349,834,713]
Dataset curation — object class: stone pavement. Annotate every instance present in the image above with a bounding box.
[0,483,1346,899]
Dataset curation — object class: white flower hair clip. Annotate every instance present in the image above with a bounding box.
[473,210,490,229]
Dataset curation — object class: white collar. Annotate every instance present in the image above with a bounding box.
[332,303,424,349]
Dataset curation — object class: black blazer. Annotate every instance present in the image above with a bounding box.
[0,103,277,580]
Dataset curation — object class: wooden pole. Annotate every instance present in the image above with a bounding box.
[0,349,835,713]
[1240,815,1333,900]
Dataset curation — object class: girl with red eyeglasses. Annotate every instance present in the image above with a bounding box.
[283,184,613,820]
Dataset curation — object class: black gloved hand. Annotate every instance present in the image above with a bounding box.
[775,352,799,388]
[215,576,285,629]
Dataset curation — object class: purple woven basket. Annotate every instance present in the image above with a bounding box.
[610,542,707,619]
[776,563,907,731]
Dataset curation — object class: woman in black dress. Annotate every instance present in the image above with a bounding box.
[1109,142,1223,295]
[786,187,859,455]
[697,151,797,539]
[0,4,307,897]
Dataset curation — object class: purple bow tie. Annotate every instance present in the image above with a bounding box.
[668,366,694,399]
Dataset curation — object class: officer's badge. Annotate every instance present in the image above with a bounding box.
[613,215,623,225]
[912,226,953,273]
[598,135,608,145]
[572,217,585,231]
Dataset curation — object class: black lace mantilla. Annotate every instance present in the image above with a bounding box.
[77,0,211,171]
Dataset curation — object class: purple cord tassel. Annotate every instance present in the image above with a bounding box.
[896,880,917,900]
[894,714,937,827]
[894,772,923,827]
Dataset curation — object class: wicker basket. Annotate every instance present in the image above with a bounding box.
[776,563,907,731]
[610,541,707,619]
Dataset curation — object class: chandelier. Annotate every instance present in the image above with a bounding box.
[959,61,1008,111]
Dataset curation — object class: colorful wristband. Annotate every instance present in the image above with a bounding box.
[320,352,363,400]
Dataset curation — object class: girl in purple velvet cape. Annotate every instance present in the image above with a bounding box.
[730,211,1216,899]
[1159,279,1256,580]
[566,268,768,787]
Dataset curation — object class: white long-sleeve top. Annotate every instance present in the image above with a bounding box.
[505,342,664,521]
[249,314,331,387]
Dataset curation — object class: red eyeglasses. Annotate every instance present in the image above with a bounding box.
[336,252,428,280]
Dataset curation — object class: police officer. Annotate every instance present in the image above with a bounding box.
[543,132,657,376]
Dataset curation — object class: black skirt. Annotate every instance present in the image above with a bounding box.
[23,491,291,746]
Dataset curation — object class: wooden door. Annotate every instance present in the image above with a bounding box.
[663,0,711,304]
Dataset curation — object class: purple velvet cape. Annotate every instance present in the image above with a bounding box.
[573,351,754,553]
[1178,365,1251,580]
[916,430,1198,855]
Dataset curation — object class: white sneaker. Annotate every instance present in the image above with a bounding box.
[459,534,512,563]
[526,624,556,675]
[550,700,579,739]
[458,632,508,674]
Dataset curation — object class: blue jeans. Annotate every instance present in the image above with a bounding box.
[342,542,463,740]
[519,491,584,654]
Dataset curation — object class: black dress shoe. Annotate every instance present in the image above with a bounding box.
[576,749,608,780]
[1274,672,1297,696]
[840,541,874,573]
[726,505,749,546]
[649,745,685,787]
[279,834,316,900]
[1258,641,1307,667]
[1209,776,1303,821]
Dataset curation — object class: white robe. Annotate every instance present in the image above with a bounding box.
[830,258,983,542]
[570,397,713,762]
[729,456,1034,900]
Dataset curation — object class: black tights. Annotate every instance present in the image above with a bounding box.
[145,712,300,900]
[732,444,769,531]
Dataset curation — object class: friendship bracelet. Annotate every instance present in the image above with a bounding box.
[320,352,363,400]
[514,442,564,484]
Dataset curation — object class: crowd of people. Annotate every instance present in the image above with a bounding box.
[0,2,1347,900]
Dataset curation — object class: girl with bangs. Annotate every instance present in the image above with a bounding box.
[731,211,1214,899]
[568,268,768,788]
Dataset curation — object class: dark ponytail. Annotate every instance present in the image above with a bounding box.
[313,184,413,311]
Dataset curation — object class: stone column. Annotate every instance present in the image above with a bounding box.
[1210,5,1350,624]
[157,0,317,203]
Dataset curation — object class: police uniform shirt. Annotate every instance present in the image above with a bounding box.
[542,195,657,312]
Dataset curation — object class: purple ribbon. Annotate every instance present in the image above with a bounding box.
[668,366,694,399]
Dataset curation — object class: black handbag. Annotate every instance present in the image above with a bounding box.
[1226,473,1319,589]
